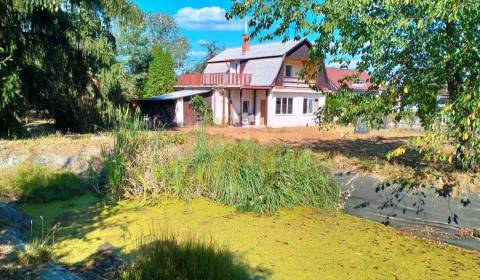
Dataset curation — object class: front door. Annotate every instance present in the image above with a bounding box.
[260,100,266,126]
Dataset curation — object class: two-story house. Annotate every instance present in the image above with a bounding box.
[131,34,330,128]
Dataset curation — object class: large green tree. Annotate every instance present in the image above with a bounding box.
[117,13,189,94]
[0,0,142,135]
[228,0,480,170]
[143,45,176,97]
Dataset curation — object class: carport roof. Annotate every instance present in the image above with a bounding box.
[133,89,211,101]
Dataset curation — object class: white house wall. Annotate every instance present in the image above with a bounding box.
[267,89,325,128]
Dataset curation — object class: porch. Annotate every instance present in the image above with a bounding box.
[215,89,270,127]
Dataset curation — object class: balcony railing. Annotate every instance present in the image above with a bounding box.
[177,73,252,87]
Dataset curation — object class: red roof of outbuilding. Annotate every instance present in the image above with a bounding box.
[325,67,373,91]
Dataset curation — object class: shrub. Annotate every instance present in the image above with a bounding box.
[0,163,88,203]
[190,95,213,125]
[121,233,252,280]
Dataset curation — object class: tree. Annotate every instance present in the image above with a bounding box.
[117,13,190,94]
[187,41,223,74]
[0,0,142,136]
[143,45,176,97]
[147,14,190,71]
[228,0,480,170]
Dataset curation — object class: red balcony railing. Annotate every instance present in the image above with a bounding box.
[177,73,252,87]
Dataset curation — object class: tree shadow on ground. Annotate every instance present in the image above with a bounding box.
[285,136,422,169]
[24,195,272,279]
[342,173,480,249]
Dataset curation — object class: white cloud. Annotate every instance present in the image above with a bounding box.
[174,6,244,31]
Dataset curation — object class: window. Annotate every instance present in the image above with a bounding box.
[276,97,293,115]
[353,79,366,86]
[229,61,240,73]
[303,98,319,114]
[285,65,293,77]
[242,100,249,114]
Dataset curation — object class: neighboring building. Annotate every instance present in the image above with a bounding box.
[325,67,375,93]
[132,34,331,128]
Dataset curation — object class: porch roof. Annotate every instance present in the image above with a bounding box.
[132,89,211,101]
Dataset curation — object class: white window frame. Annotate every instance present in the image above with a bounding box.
[275,97,293,115]
[285,64,293,77]
[303,98,319,115]
[229,61,240,74]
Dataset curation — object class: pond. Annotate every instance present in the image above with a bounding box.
[20,193,480,279]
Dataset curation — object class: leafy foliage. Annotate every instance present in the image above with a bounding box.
[190,95,213,125]
[143,45,176,97]
[318,89,393,129]
[0,0,142,136]
[117,13,190,94]
[228,0,480,170]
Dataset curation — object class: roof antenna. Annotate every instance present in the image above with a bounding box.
[244,17,248,34]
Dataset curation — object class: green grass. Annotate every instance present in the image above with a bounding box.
[103,110,339,213]
[175,132,339,213]
[18,239,53,265]
[121,232,253,280]
[0,163,88,203]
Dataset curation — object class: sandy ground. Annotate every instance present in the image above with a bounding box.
[0,134,111,173]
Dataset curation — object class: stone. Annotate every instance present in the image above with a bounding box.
[36,265,82,280]
[0,203,31,231]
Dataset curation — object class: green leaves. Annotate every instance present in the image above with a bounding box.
[0,0,142,135]
[229,0,480,171]
[143,45,176,97]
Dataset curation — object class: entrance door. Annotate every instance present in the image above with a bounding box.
[260,100,266,126]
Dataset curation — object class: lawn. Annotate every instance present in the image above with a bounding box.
[19,193,480,280]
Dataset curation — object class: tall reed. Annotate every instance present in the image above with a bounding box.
[104,111,339,213]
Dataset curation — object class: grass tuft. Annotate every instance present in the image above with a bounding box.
[18,239,53,265]
[0,163,88,203]
[121,232,253,280]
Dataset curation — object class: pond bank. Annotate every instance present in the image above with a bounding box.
[335,171,480,251]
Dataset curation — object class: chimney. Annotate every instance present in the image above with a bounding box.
[242,19,249,54]
[242,34,250,54]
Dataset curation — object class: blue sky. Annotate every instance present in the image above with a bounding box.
[134,0,350,68]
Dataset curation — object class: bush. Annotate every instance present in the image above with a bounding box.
[0,163,88,203]
[121,233,252,280]
[104,112,339,213]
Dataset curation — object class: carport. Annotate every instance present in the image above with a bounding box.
[129,89,212,127]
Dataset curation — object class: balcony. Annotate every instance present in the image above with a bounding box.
[275,75,329,89]
[176,73,252,87]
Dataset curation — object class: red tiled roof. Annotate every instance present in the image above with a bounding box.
[325,67,372,91]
